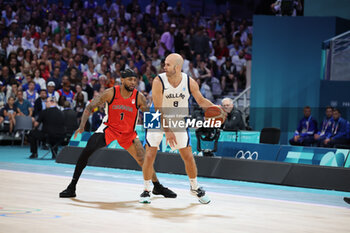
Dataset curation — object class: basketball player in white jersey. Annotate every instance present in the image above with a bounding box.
[140,53,225,204]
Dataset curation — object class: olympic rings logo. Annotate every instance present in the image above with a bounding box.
[235,150,259,160]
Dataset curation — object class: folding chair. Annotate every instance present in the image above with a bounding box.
[14,116,33,147]
[39,134,66,160]
[259,128,281,144]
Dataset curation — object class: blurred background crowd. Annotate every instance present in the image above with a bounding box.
[0,0,253,135]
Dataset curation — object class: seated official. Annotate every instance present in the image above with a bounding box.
[221,97,245,131]
[319,108,348,147]
[27,97,65,159]
[314,106,333,146]
[62,101,78,135]
[289,106,318,146]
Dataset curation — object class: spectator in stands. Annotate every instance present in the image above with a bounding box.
[158,23,176,58]
[23,81,39,108]
[75,84,88,103]
[91,104,105,131]
[221,98,245,131]
[6,82,18,101]
[14,90,33,117]
[57,95,67,111]
[0,108,4,128]
[190,26,210,59]
[81,75,93,100]
[3,96,18,134]
[33,89,47,119]
[142,66,156,92]
[46,81,60,102]
[233,24,248,45]
[289,106,318,146]
[231,50,246,73]
[106,70,115,88]
[0,66,14,86]
[145,0,159,15]
[73,92,86,124]
[58,79,75,105]
[27,97,65,159]
[47,67,62,90]
[314,106,333,146]
[173,1,186,16]
[22,74,40,92]
[271,0,303,16]
[62,101,78,136]
[33,69,46,90]
[220,58,237,93]
[214,38,229,67]
[38,60,51,81]
[319,108,348,147]
[229,40,242,57]
[186,61,199,82]
[0,81,6,110]
[21,30,34,51]
[8,56,21,77]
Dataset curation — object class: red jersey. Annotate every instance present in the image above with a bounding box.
[97,85,139,146]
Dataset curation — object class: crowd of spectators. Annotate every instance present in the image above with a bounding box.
[0,0,252,136]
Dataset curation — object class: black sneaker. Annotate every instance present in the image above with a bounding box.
[152,184,177,198]
[59,188,76,198]
[29,153,37,159]
[344,197,350,205]
[139,190,151,204]
[190,187,211,204]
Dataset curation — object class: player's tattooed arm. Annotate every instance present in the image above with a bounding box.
[77,87,114,132]
[137,91,149,112]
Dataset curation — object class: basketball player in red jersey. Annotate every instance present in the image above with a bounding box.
[60,69,176,198]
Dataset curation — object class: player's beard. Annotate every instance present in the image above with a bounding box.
[124,84,134,92]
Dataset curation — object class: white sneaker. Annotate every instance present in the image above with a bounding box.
[190,187,211,204]
[139,190,151,204]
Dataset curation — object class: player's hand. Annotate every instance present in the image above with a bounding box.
[165,130,177,148]
[294,135,300,142]
[218,105,228,121]
[324,138,330,145]
[314,134,320,140]
[74,127,84,139]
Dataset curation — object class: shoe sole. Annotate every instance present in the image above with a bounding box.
[59,193,76,198]
[190,190,211,204]
[152,191,177,198]
[139,198,151,204]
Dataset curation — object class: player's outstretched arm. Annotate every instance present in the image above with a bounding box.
[189,77,215,110]
[74,87,114,138]
[137,91,149,112]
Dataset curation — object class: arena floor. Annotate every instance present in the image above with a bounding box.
[1,146,350,233]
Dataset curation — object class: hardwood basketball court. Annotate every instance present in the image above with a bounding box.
[1,167,350,233]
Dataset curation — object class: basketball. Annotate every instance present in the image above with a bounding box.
[204,105,226,125]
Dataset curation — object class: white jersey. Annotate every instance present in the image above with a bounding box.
[146,72,192,150]
[158,72,191,120]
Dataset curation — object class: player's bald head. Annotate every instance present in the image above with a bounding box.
[166,53,183,70]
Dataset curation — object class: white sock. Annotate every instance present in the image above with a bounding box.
[189,178,199,190]
[144,180,152,191]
